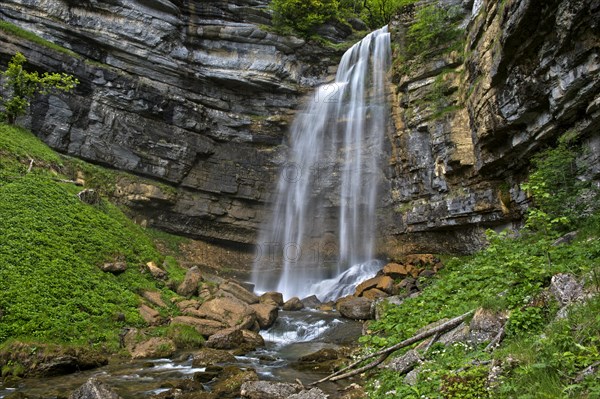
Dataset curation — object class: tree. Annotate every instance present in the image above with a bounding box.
[271,0,342,36]
[0,52,79,124]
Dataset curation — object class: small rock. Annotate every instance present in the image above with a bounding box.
[240,381,302,399]
[301,295,322,309]
[77,189,100,205]
[99,261,127,274]
[338,297,373,320]
[288,388,328,399]
[146,261,167,280]
[178,266,202,297]
[550,273,585,306]
[139,304,162,326]
[282,297,304,311]
[260,292,284,307]
[468,308,507,344]
[192,348,236,367]
[142,291,167,308]
[205,328,244,349]
[552,231,578,246]
[69,378,122,399]
[250,303,278,329]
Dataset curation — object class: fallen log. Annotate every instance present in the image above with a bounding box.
[311,310,474,385]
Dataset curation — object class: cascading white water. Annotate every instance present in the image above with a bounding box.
[252,27,391,300]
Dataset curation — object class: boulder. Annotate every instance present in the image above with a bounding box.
[362,288,388,300]
[375,276,395,294]
[241,381,302,399]
[240,329,265,349]
[338,297,373,320]
[194,365,223,383]
[205,328,244,349]
[69,378,122,399]
[177,266,202,297]
[176,299,201,312]
[282,297,304,311]
[354,276,380,296]
[192,348,236,367]
[550,273,585,306]
[130,337,176,359]
[218,280,259,304]
[145,261,167,280]
[142,291,167,308]
[197,297,257,330]
[300,295,322,309]
[249,303,278,329]
[139,304,162,326]
[260,292,284,307]
[468,308,507,344]
[99,261,127,274]
[298,348,339,363]
[171,316,226,337]
[382,262,411,278]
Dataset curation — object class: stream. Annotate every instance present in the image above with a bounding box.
[0,310,363,398]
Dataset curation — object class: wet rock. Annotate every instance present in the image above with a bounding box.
[99,261,127,274]
[178,266,202,297]
[240,329,265,349]
[249,303,278,329]
[69,378,122,399]
[550,273,585,306]
[139,304,162,326]
[300,295,322,309]
[218,280,259,305]
[146,262,167,280]
[298,348,339,363]
[192,348,236,367]
[196,297,257,330]
[288,388,328,399]
[282,297,304,311]
[194,365,223,383]
[240,381,302,399]
[212,366,259,398]
[171,316,226,337]
[338,297,374,320]
[205,328,244,350]
[260,292,284,307]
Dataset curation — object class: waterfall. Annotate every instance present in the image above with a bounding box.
[252,27,391,301]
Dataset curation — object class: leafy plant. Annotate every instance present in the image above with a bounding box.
[406,4,463,57]
[270,0,343,36]
[0,52,79,124]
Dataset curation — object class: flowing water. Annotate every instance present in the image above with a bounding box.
[252,27,391,300]
[0,310,362,398]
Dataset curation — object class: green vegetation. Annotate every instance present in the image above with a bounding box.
[0,123,188,350]
[365,135,600,398]
[1,52,79,124]
[0,21,79,58]
[405,4,463,57]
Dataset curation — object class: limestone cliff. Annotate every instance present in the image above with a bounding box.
[381,0,600,257]
[1,0,599,271]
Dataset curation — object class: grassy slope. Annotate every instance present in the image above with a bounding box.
[0,124,184,348]
[365,138,600,398]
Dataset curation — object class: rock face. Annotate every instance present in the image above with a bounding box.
[381,0,600,256]
[0,0,341,269]
[1,0,598,264]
